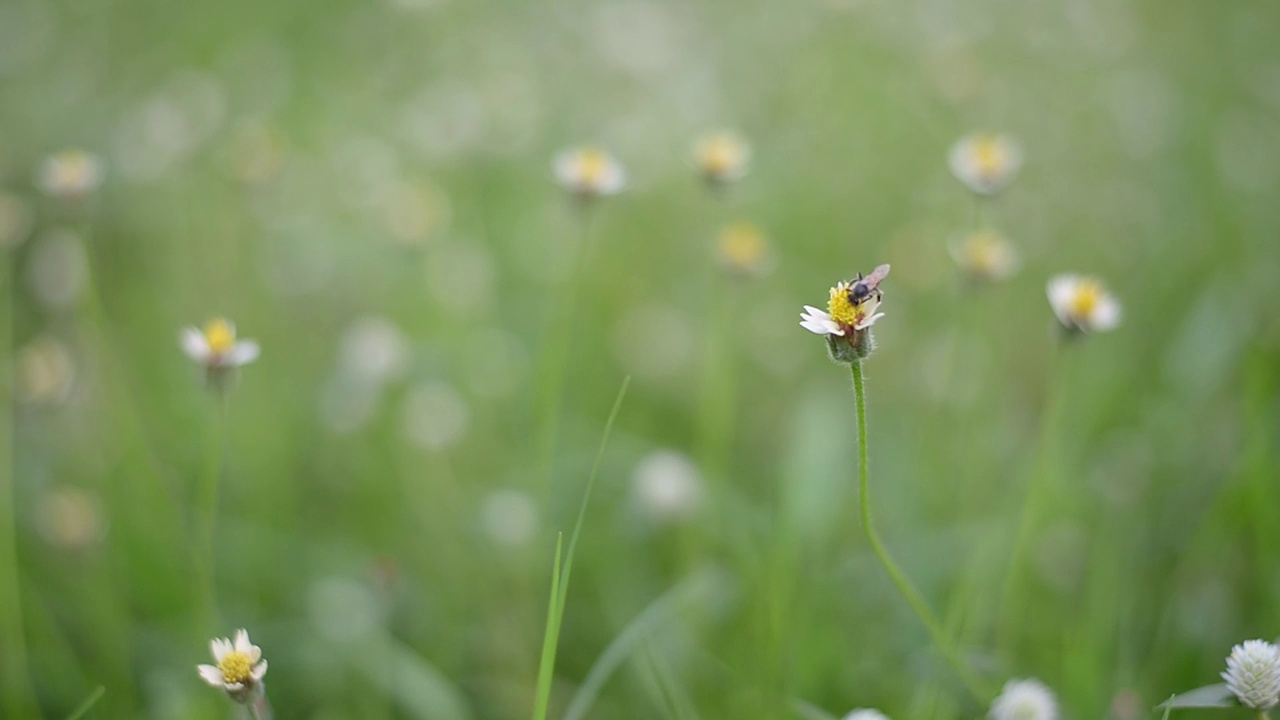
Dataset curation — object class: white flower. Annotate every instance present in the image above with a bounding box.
[553,146,626,198]
[1046,274,1121,333]
[989,678,1059,720]
[799,267,889,363]
[842,709,890,720]
[37,149,105,200]
[949,133,1022,195]
[692,131,750,184]
[949,230,1019,282]
[632,450,703,522]
[197,628,268,702]
[1222,639,1280,709]
[180,318,261,369]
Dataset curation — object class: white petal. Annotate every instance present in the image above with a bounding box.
[856,312,885,330]
[181,328,210,362]
[228,341,260,366]
[234,629,252,654]
[1046,275,1079,325]
[197,665,224,687]
[252,660,268,681]
[800,319,830,335]
[211,637,231,662]
[801,305,829,320]
[1090,295,1122,331]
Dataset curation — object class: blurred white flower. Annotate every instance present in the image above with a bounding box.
[197,629,268,703]
[26,230,87,309]
[377,179,451,248]
[180,318,261,369]
[16,336,75,405]
[479,489,540,547]
[949,133,1021,196]
[632,450,703,522]
[0,193,33,250]
[402,382,469,450]
[716,222,773,277]
[842,710,890,720]
[1046,274,1121,333]
[1222,639,1280,709]
[338,316,409,386]
[37,148,105,199]
[693,131,750,185]
[949,230,1019,282]
[553,147,626,198]
[989,678,1058,720]
[37,486,105,550]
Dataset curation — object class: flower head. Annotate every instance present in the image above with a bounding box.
[950,230,1018,282]
[37,149,105,200]
[842,709,890,720]
[197,628,268,703]
[692,131,750,185]
[1046,274,1121,333]
[180,318,261,371]
[553,146,626,199]
[989,678,1058,720]
[716,221,773,277]
[799,265,889,363]
[1222,639,1280,709]
[949,133,1021,196]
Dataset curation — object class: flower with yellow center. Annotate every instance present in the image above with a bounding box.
[1046,274,1121,333]
[948,133,1022,195]
[799,266,889,363]
[552,146,626,198]
[37,149,105,200]
[949,230,1019,282]
[716,221,773,276]
[692,131,750,185]
[180,318,261,369]
[197,628,268,702]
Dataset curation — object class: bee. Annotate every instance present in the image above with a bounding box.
[846,264,890,306]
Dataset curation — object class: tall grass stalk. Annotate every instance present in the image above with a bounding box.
[196,393,229,630]
[531,376,630,720]
[850,361,988,704]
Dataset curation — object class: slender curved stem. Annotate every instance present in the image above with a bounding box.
[851,361,988,704]
[196,393,228,629]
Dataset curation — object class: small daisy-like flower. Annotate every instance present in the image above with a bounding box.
[716,221,773,276]
[553,146,626,199]
[180,318,261,370]
[37,149,105,200]
[842,709,890,720]
[197,628,268,703]
[1221,639,1280,709]
[692,131,750,185]
[1046,274,1121,333]
[949,133,1021,196]
[799,265,889,363]
[949,229,1018,282]
[989,678,1059,720]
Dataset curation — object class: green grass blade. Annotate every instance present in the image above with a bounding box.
[65,686,105,720]
[532,533,564,720]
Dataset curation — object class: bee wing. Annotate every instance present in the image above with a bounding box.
[862,264,891,288]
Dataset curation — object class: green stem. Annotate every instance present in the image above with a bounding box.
[851,361,987,704]
[196,393,228,630]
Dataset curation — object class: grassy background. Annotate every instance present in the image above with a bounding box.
[3,0,1280,717]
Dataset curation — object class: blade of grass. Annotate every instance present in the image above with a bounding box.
[65,686,105,720]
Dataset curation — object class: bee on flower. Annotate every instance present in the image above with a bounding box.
[197,628,268,703]
[692,131,750,186]
[1046,274,1121,334]
[180,318,261,380]
[716,221,773,277]
[799,264,889,363]
[949,133,1021,196]
[949,229,1019,283]
[552,146,626,199]
[989,678,1058,720]
[1221,639,1280,709]
[36,148,105,200]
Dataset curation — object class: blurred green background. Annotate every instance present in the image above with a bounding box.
[2,0,1280,717]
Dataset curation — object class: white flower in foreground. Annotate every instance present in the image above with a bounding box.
[842,709,890,720]
[949,133,1021,196]
[1222,639,1280,709]
[1046,274,1121,333]
[37,149,105,200]
[197,628,268,703]
[949,229,1019,282]
[692,131,751,185]
[799,265,889,363]
[553,146,626,198]
[989,678,1058,720]
[180,318,261,370]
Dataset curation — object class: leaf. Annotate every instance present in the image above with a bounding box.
[1158,684,1238,709]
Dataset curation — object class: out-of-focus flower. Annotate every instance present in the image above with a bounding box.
[842,710,890,720]
[197,629,268,703]
[799,265,889,363]
[16,336,75,404]
[1046,274,1121,333]
[949,229,1018,282]
[632,450,703,522]
[26,230,88,310]
[402,382,469,450]
[1222,639,1280,709]
[553,146,625,198]
[692,131,750,185]
[37,486,105,550]
[479,489,540,547]
[989,679,1058,720]
[338,316,409,386]
[180,318,261,370]
[36,149,105,200]
[225,120,287,184]
[716,221,773,276]
[949,133,1021,196]
[377,178,451,248]
[0,193,34,250]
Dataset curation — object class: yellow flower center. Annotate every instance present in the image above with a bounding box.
[718,222,766,269]
[1068,280,1103,319]
[962,232,1004,273]
[203,319,236,355]
[576,149,610,186]
[698,136,741,176]
[827,283,864,327]
[218,650,253,685]
[972,135,1008,178]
